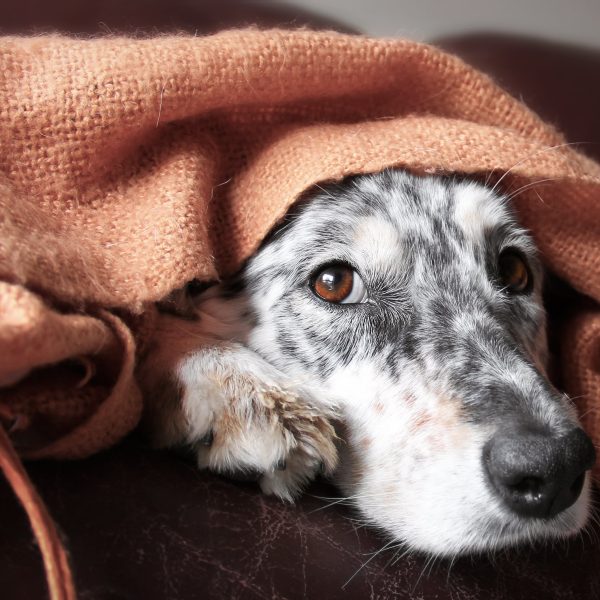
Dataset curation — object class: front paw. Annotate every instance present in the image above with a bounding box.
[259,386,339,501]
[195,385,339,501]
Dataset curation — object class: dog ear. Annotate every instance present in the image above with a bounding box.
[140,372,188,448]
[155,279,216,320]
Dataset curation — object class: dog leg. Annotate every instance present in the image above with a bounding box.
[138,315,338,500]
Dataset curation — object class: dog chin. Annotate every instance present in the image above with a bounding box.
[335,471,593,558]
[475,478,594,553]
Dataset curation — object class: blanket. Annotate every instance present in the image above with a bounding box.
[0,24,599,497]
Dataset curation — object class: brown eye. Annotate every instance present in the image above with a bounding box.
[498,250,531,294]
[311,264,367,304]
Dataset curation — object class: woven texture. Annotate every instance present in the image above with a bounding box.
[0,29,599,469]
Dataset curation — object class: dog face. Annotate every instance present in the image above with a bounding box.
[193,170,596,555]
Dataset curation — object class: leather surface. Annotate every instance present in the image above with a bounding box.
[0,0,357,36]
[1,439,600,600]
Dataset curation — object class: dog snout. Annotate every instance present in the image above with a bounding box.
[483,426,596,519]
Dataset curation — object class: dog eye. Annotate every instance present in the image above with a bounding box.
[311,264,367,304]
[498,250,531,294]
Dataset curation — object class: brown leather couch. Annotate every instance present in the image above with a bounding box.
[2,2,600,598]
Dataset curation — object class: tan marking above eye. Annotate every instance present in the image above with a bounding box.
[498,250,530,293]
[312,264,367,304]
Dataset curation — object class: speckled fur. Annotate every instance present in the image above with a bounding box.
[139,169,591,555]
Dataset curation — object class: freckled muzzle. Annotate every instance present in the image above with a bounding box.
[483,425,596,519]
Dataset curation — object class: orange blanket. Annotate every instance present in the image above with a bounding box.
[1,29,599,466]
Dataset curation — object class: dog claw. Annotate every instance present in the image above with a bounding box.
[199,430,214,446]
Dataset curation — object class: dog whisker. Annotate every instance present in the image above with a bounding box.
[504,177,559,202]
[341,539,398,589]
[490,141,587,196]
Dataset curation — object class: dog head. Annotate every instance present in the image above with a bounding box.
[210,169,596,555]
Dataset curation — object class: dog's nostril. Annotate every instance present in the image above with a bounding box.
[507,476,544,502]
[570,472,585,497]
[484,426,595,519]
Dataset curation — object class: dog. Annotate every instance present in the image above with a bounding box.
[139,168,596,556]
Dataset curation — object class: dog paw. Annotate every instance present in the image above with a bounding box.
[194,385,339,501]
[139,330,339,501]
[258,388,339,501]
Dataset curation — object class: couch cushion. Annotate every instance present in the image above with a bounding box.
[1,439,599,599]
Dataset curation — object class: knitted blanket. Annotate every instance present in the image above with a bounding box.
[1,29,600,599]
[1,29,599,474]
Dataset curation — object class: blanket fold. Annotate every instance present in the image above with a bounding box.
[0,29,599,472]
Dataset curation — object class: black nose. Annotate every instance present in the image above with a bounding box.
[483,426,596,519]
